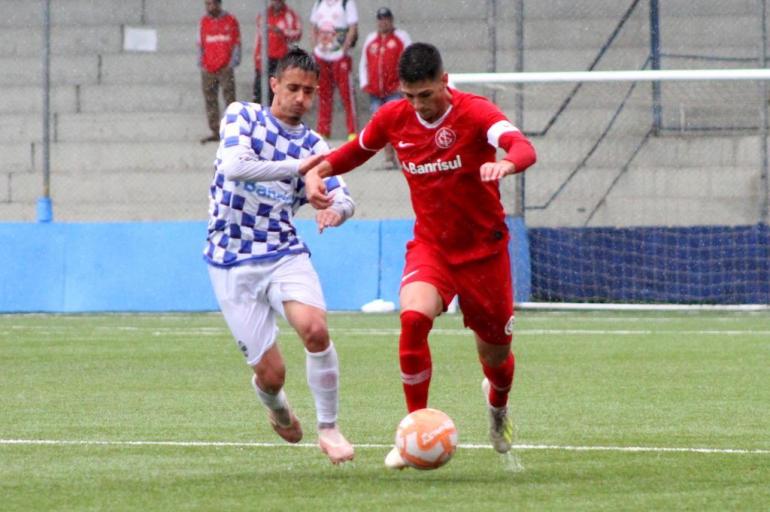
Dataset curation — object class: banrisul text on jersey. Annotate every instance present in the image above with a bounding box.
[401,155,462,174]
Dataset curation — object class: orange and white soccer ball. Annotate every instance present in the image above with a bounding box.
[395,408,458,470]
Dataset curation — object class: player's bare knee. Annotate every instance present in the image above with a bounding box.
[299,320,330,353]
[255,364,286,393]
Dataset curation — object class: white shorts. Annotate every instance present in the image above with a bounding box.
[208,253,326,366]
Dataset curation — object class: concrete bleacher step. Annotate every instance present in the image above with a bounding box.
[30,141,215,173]
[152,19,493,54]
[77,84,210,113]
[641,134,761,167]
[526,164,761,203]
[0,25,123,57]
[526,195,763,228]
[0,56,98,86]
[53,112,207,143]
[0,83,227,115]
[0,142,35,172]
[0,141,210,174]
[0,0,143,27]
[524,163,762,228]
[100,53,197,84]
[523,0,758,20]
[95,49,527,83]
[142,0,500,25]
[0,85,79,114]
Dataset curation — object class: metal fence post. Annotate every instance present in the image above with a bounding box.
[260,0,269,107]
[486,0,497,104]
[649,0,662,135]
[514,0,525,217]
[761,0,769,225]
[37,0,53,222]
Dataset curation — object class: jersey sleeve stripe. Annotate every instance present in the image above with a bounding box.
[357,126,378,152]
[487,120,520,148]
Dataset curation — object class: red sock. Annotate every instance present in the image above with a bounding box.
[482,352,515,408]
[399,310,433,412]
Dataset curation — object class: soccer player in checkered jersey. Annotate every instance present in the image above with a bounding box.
[204,47,355,464]
[303,43,537,469]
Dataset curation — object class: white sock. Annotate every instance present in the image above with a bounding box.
[306,342,339,427]
[251,375,288,412]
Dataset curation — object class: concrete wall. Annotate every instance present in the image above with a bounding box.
[0,0,766,228]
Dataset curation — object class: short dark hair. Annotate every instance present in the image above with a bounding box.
[274,46,319,79]
[398,43,443,84]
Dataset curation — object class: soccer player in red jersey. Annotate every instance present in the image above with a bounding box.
[302,42,537,468]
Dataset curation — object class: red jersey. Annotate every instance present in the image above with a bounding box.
[358,89,533,265]
[199,12,241,73]
[359,29,411,97]
[254,5,302,70]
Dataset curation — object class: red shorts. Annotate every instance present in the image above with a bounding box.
[401,240,514,345]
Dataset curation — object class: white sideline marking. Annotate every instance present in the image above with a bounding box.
[4,327,770,338]
[326,329,770,337]
[1,439,767,455]
[518,302,770,312]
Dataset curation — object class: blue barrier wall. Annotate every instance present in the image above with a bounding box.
[5,221,765,311]
[529,224,770,304]
[0,218,531,313]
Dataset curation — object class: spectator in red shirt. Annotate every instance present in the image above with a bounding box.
[198,0,241,143]
[253,0,302,105]
[359,7,411,168]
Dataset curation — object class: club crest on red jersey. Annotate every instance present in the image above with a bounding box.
[435,127,456,149]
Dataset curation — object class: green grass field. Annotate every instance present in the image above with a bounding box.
[1,311,768,511]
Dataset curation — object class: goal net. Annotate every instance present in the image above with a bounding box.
[451,68,770,305]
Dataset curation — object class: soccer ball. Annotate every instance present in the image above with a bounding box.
[395,408,458,470]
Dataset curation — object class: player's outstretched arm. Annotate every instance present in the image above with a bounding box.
[297,153,327,175]
[219,104,325,182]
[301,128,381,208]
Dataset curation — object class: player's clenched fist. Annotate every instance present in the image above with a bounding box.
[480,160,516,182]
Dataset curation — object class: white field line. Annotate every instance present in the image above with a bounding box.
[330,329,770,337]
[1,438,767,455]
[3,326,770,337]
[518,302,770,312]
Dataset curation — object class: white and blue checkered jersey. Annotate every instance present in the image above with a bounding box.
[205,101,355,267]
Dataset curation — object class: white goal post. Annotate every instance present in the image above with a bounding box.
[449,68,770,85]
[445,68,770,311]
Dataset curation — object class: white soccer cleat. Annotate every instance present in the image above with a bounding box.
[384,446,408,470]
[482,378,514,454]
[318,425,355,464]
